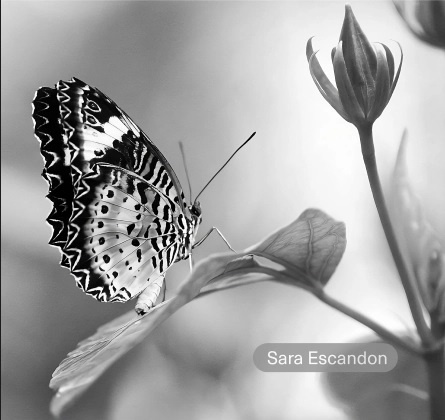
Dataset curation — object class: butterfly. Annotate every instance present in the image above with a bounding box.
[32,77,211,314]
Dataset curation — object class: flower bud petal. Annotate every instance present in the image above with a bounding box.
[333,42,366,126]
[389,42,403,100]
[306,38,350,122]
[380,43,395,86]
[340,5,377,115]
[367,44,391,123]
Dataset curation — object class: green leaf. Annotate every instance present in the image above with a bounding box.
[49,298,184,417]
[324,336,428,420]
[393,0,445,49]
[250,208,346,287]
[199,254,270,295]
[389,133,445,323]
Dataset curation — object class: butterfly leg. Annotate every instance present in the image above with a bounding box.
[135,274,165,315]
[193,227,236,253]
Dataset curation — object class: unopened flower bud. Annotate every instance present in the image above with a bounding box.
[307,5,402,130]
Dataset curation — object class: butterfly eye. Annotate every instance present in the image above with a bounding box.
[190,203,202,218]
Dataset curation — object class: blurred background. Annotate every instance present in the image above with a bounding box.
[2,1,444,419]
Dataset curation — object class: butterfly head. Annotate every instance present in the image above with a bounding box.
[189,201,202,226]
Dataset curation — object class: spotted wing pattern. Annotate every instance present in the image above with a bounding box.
[32,78,193,302]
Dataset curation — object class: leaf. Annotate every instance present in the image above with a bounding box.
[323,336,428,420]
[50,298,183,417]
[49,208,347,416]
[199,254,269,295]
[393,0,445,49]
[389,133,445,322]
[249,208,346,287]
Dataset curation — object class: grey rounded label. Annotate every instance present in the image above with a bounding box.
[253,343,398,372]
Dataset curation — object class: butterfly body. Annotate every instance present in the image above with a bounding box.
[32,78,201,310]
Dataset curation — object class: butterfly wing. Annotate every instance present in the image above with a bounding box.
[32,78,190,302]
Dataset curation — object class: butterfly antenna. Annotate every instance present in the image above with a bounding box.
[179,141,193,203]
[194,132,256,202]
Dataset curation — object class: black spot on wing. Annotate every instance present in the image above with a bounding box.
[151,256,157,269]
[137,182,148,205]
[151,238,160,252]
[127,223,135,235]
[159,172,168,189]
[163,205,169,221]
[159,254,164,272]
[152,194,160,215]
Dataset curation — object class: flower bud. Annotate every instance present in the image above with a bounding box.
[307,5,402,129]
[394,0,445,49]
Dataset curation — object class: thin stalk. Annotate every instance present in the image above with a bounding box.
[426,313,445,419]
[425,343,445,419]
[358,125,434,347]
[316,289,422,356]
[430,309,445,340]
[200,262,422,356]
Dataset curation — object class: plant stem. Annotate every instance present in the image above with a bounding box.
[430,309,445,339]
[426,314,445,420]
[317,289,421,356]
[426,346,445,420]
[358,125,434,347]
